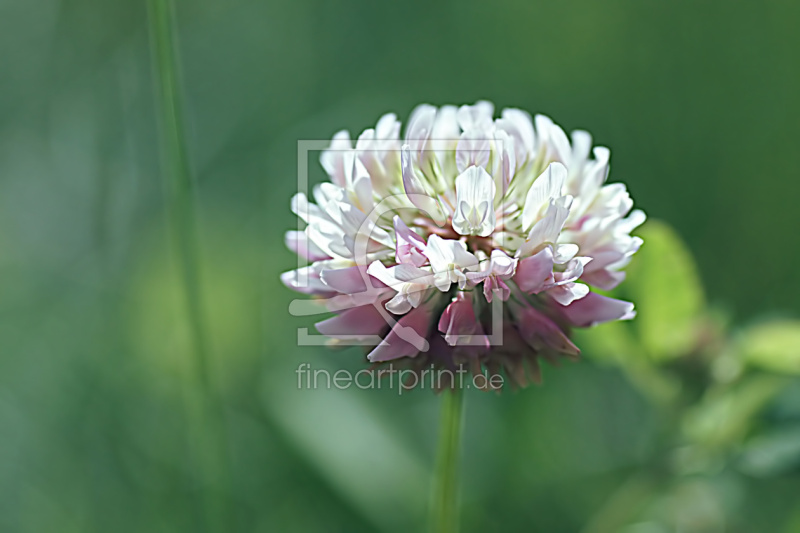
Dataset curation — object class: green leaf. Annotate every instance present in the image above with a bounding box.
[738,320,800,375]
[625,220,705,361]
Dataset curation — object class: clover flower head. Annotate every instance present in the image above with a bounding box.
[283,101,644,389]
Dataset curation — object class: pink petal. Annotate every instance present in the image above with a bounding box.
[557,292,636,327]
[367,304,433,362]
[483,277,511,303]
[581,269,626,291]
[514,247,554,293]
[515,305,579,356]
[316,305,388,339]
[438,294,489,348]
[393,216,428,267]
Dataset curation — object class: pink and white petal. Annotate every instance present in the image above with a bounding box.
[489,249,517,278]
[547,282,590,306]
[320,265,385,294]
[284,230,331,262]
[393,216,428,267]
[281,265,335,296]
[554,257,592,285]
[385,292,414,315]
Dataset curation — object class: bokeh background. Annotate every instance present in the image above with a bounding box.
[2,1,800,532]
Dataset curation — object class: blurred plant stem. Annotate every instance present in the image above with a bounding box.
[430,386,464,533]
[147,1,232,531]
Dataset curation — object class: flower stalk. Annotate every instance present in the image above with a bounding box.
[430,386,465,533]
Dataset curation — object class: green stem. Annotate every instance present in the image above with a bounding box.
[430,386,465,533]
[146,1,231,531]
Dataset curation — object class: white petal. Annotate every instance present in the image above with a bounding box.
[521,162,567,231]
[569,131,593,168]
[423,235,478,291]
[498,108,535,164]
[451,241,480,271]
[547,122,571,163]
[519,196,571,256]
[489,249,517,278]
[433,271,453,292]
[456,130,491,173]
[452,166,497,237]
[422,234,451,272]
[401,145,447,225]
[285,230,330,261]
[405,104,436,153]
[492,129,516,189]
[290,192,326,225]
[319,131,353,187]
[430,106,460,172]
[366,261,431,289]
[552,243,579,264]
[375,113,400,140]
[456,101,495,131]
[617,209,647,234]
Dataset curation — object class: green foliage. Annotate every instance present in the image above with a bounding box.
[682,375,789,452]
[740,425,800,477]
[578,219,800,532]
[737,321,800,375]
[625,220,705,361]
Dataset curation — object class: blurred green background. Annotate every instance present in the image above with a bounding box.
[2,0,800,532]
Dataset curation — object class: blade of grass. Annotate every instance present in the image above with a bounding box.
[146,1,232,531]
